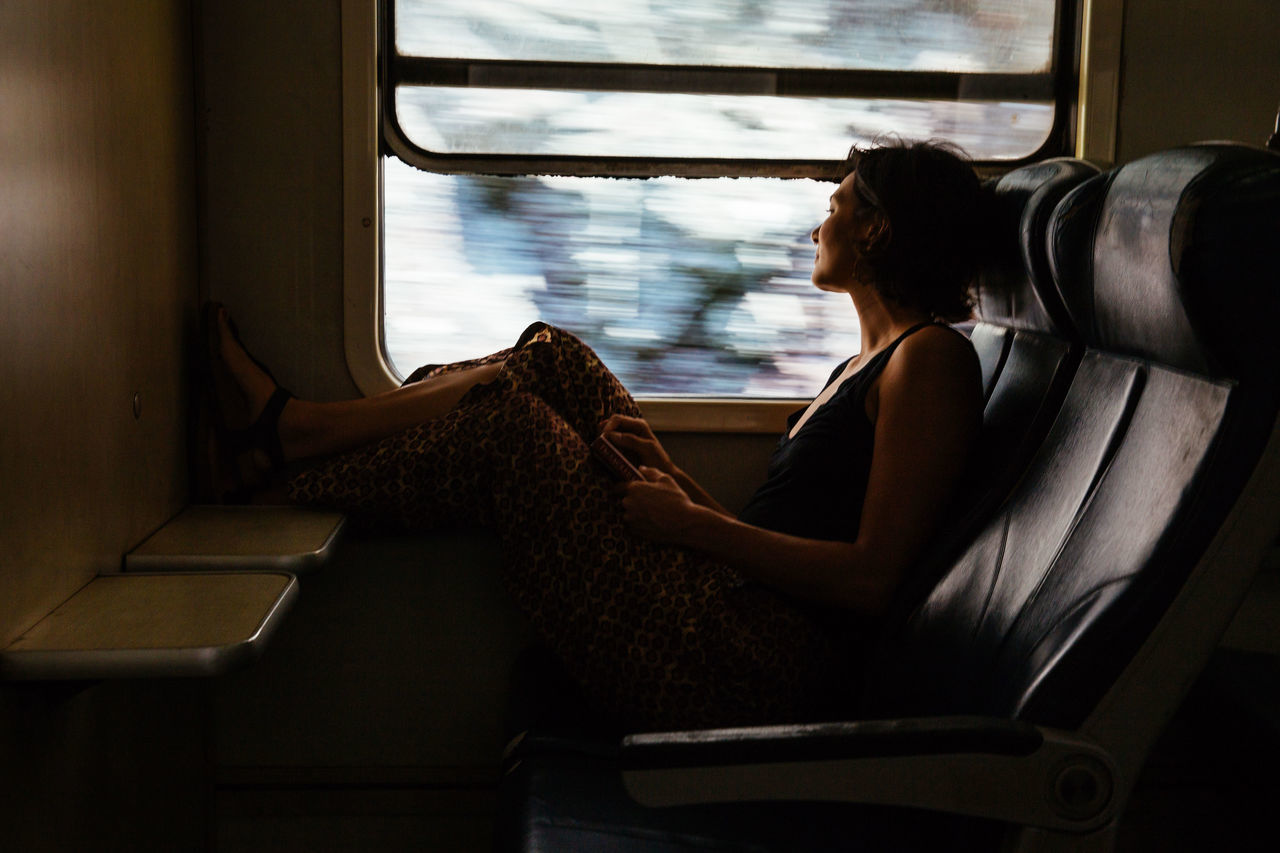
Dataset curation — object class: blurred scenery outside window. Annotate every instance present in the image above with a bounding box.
[384,0,1060,397]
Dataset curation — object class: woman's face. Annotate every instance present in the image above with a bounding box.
[810,170,880,293]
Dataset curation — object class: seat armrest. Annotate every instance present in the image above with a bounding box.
[621,716,1117,833]
[622,715,1043,766]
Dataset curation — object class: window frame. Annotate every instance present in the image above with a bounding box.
[344,0,1117,432]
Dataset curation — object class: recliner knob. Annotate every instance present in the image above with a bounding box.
[1047,754,1113,821]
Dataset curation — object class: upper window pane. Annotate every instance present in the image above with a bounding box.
[395,0,1057,74]
[396,87,1052,160]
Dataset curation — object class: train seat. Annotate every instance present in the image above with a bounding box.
[900,157,1101,607]
[494,143,1280,852]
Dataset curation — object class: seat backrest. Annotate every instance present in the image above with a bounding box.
[965,158,1099,503]
[864,144,1280,731]
[880,158,1098,628]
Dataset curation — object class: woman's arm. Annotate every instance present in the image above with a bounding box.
[622,481,887,611]
[620,329,981,615]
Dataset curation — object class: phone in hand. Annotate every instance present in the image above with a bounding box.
[591,435,643,481]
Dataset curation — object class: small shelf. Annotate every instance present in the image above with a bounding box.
[126,505,347,574]
[0,572,298,680]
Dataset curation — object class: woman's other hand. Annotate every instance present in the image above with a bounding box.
[619,467,705,544]
[598,414,676,476]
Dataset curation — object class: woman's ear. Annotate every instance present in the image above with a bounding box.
[863,214,891,255]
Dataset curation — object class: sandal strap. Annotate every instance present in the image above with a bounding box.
[217,386,292,470]
[255,386,293,470]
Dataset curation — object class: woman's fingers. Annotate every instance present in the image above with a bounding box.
[598,413,652,438]
[607,430,645,450]
[609,431,673,474]
[598,415,679,479]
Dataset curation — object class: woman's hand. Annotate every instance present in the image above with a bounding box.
[599,413,732,517]
[618,467,705,545]
[598,414,676,476]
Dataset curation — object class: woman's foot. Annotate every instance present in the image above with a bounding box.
[199,309,518,479]
[201,304,294,502]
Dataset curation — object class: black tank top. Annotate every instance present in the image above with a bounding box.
[737,322,936,543]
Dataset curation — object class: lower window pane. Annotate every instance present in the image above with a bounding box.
[383,158,866,397]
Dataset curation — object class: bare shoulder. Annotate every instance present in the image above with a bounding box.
[867,324,981,425]
[884,324,981,391]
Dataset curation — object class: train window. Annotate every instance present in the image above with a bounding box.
[374,0,1076,401]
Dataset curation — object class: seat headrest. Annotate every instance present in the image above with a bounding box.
[1048,144,1280,380]
[973,158,1099,336]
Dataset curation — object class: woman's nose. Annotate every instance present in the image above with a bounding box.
[810,225,819,243]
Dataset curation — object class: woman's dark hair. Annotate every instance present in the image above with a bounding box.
[842,138,994,322]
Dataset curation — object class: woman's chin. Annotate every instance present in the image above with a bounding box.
[811,277,850,294]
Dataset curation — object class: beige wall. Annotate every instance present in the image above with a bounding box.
[0,2,196,645]
[1116,0,1280,161]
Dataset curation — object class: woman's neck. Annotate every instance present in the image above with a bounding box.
[846,285,932,356]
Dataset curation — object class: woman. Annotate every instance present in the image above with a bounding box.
[204,140,988,730]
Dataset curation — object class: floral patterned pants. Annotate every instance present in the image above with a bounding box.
[288,324,843,730]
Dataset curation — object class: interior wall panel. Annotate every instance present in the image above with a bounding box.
[1117,0,1280,160]
[0,1,196,645]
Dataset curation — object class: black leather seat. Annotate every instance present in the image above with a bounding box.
[496,144,1280,853]
[864,143,1280,730]
[900,157,1099,606]
[968,157,1098,472]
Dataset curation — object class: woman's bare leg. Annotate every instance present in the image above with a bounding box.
[214,307,503,462]
[284,366,504,460]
